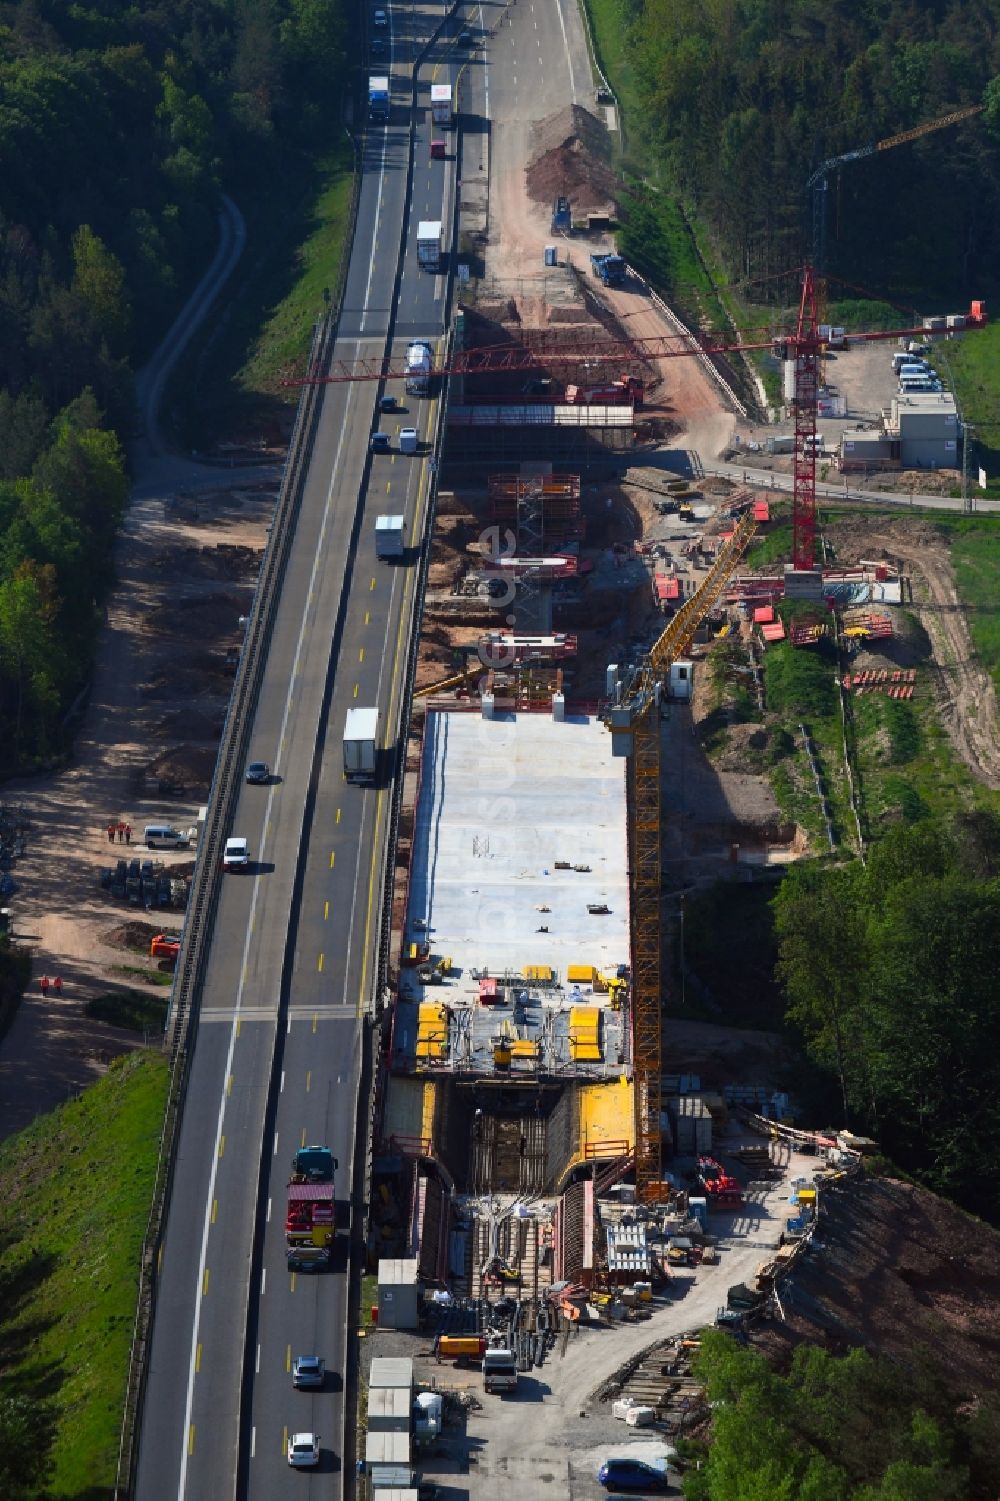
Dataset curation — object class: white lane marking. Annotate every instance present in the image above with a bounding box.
[266,1197,272,1222]
[553,0,577,98]
[273,1131,279,1156]
[251,1426,256,1459]
[177,166,389,1499]
[261,1268,267,1297]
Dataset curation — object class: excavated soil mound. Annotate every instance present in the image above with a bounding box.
[101,920,163,953]
[145,743,220,791]
[526,104,620,216]
[755,1176,1000,1395]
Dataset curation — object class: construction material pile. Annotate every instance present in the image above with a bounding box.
[525,104,620,218]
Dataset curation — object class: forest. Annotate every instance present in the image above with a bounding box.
[684,1331,1000,1501]
[624,0,1000,302]
[0,0,348,773]
[773,811,1000,1224]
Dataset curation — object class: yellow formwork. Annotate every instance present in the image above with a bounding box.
[416,1000,448,1058]
[578,1077,635,1155]
[569,1005,601,1061]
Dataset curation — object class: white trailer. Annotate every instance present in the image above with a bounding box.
[375,515,406,560]
[343,706,379,784]
[430,83,453,127]
[417,219,443,271]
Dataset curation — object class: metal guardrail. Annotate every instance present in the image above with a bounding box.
[115,118,365,1492]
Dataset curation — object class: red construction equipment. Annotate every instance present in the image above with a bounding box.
[286,270,985,573]
[697,1156,744,1206]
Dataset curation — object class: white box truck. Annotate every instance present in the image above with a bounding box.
[343,706,379,784]
[375,515,406,559]
[430,83,453,127]
[417,219,443,271]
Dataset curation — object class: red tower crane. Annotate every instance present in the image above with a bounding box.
[286,268,986,573]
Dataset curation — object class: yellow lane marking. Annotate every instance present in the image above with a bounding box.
[226,1074,233,1096]
[358,401,436,1015]
[353,683,359,698]
[211,1199,218,1224]
[370,577,376,590]
[195,1344,202,1373]
[365,610,370,625]
[290,1273,297,1293]
[301,1128,307,1146]
[236,1017,242,1037]
[312,1014,319,1034]
[336,808,342,824]
[188,1426,196,1456]
[330,850,336,868]
[306,1071,312,1092]
[318,953,325,973]
[218,1137,225,1158]
[286,1345,292,1372]
[324,900,329,920]
[202,1268,210,1296]
[359,647,365,663]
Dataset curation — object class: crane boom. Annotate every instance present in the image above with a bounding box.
[284,305,985,386]
[606,512,758,1203]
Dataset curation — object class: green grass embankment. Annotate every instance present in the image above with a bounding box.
[168,136,356,448]
[0,1051,170,1496]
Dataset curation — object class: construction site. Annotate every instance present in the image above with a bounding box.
[343,48,1000,1487]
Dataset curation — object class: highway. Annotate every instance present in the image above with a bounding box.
[133,1,472,1495]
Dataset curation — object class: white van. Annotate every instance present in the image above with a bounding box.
[144,824,189,849]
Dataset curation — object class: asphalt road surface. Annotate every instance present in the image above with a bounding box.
[134,1,466,1496]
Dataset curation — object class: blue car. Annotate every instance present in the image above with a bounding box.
[598,1456,671,1493]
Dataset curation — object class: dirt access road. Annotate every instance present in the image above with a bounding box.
[0,198,281,1140]
[416,1129,816,1498]
[828,515,1000,788]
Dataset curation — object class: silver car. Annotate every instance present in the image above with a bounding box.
[287,1432,320,1468]
[292,1355,326,1390]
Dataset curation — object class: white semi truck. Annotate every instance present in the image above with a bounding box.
[416,219,444,271]
[343,706,379,784]
[404,340,433,396]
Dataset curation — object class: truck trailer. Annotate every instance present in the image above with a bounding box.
[375,514,406,560]
[417,219,444,271]
[343,705,379,784]
[430,82,453,127]
[368,75,390,120]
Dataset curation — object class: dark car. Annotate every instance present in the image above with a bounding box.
[598,1456,671,1493]
[379,393,397,412]
[245,761,270,785]
[458,28,473,43]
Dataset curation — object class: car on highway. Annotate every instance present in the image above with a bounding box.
[223,837,250,870]
[369,35,387,51]
[245,761,270,784]
[373,7,387,23]
[598,1455,671,1492]
[287,1431,321,1468]
[287,1243,330,1272]
[370,431,391,453]
[380,393,397,411]
[458,28,473,43]
[292,1355,326,1389]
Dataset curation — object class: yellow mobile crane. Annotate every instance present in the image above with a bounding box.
[605,510,759,1203]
